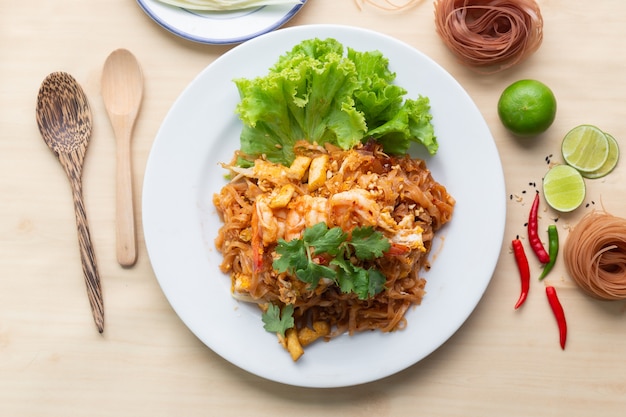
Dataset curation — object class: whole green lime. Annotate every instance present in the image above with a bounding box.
[497,79,557,136]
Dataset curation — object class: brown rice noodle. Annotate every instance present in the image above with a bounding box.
[564,211,626,300]
[434,0,543,73]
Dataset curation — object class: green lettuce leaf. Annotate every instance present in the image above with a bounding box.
[369,97,437,155]
[234,38,437,166]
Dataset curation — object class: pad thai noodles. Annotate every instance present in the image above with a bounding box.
[213,140,455,360]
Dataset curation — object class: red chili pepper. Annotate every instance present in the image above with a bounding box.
[528,192,550,264]
[512,239,530,309]
[546,286,567,350]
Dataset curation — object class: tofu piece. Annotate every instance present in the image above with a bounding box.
[297,327,319,347]
[269,184,296,209]
[308,154,329,191]
[285,328,304,361]
[298,321,331,347]
[288,156,312,180]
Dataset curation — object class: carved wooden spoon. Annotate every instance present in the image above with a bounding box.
[36,72,104,333]
[102,49,144,267]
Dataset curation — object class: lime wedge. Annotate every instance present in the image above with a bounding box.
[561,124,609,173]
[543,164,586,212]
[581,132,619,179]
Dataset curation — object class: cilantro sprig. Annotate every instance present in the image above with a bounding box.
[261,303,294,337]
[272,222,391,300]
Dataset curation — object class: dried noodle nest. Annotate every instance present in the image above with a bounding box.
[564,211,626,301]
[434,0,543,73]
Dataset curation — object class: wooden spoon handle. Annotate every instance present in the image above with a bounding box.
[61,152,105,333]
[113,118,137,267]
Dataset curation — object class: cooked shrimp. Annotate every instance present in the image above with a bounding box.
[253,192,329,245]
[253,196,287,246]
[329,188,380,229]
[284,195,329,241]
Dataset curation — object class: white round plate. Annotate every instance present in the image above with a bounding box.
[143,24,506,388]
[136,0,306,44]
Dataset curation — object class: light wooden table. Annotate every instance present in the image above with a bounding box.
[2,1,626,415]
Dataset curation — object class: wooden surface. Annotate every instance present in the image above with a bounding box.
[2,1,626,415]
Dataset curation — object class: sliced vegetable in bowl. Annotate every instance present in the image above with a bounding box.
[154,0,303,11]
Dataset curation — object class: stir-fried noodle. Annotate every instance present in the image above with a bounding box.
[214,140,455,358]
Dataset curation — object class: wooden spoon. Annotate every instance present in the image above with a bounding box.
[36,71,104,333]
[101,49,144,267]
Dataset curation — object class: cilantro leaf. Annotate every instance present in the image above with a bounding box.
[332,257,357,294]
[271,222,391,299]
[296,262,336,290]
[262,303,295,337]
[273,238,307,274]
[348,226,391,260]
[301,222,331,246]
[357,268,387,300]
[350,267,372,299]
[334,257,387,300]
[304,223,346,256]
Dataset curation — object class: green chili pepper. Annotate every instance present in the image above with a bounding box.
[539,225,559,280]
